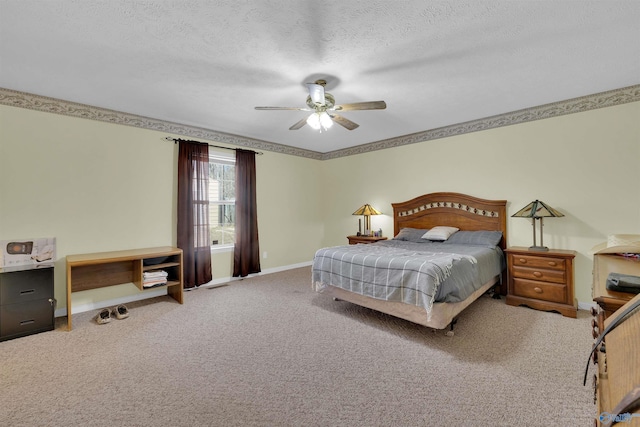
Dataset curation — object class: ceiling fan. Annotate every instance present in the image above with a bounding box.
[255,79,386,131]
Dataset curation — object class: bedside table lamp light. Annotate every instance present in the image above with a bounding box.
[512,199,564,251]
[352,204,381,237]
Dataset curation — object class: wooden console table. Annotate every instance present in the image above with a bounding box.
[66,247,183,330]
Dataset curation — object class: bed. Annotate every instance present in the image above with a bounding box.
[312,192,507,334]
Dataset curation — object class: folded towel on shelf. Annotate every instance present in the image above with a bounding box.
[143,280,167,288]
[606,272,640,294]
[143,270,169,288]
[143,270,168,278]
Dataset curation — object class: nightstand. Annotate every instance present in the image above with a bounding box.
[347,235,387,245]
[505,247,577,318]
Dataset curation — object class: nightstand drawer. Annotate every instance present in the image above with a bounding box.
[513,278,566,303]
[510,254,566,271]
[512,266,566,284]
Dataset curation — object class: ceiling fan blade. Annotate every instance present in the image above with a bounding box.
[289,117,308,130]
[333,101,386,111]
[329,114,359,130]
[255,106,308,110]
[306,83,325,105]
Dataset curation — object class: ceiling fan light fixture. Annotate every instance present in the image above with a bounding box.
[256,78,385,132]
[306,112,333,131]
[319,111,333,129]
[306,113,320,130]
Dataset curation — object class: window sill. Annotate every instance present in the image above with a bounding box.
[211,244,234,254]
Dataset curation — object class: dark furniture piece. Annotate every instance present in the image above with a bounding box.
[505,247,577,318]
[0,264,55,341]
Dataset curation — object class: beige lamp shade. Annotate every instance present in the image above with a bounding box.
[353,204,381,236]
[512,199,564,218]
[352,204,382,216]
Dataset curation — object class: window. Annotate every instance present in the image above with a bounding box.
[209,153,235,247]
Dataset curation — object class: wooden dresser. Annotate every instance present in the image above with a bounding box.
[505,247,577,318]
[591,292,640,426]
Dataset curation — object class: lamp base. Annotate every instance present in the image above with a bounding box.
[528,245,549,251]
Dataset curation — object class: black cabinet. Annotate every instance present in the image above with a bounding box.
[0,264,55,341]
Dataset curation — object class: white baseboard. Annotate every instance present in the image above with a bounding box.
[198,260,313,289]
[56,261,313,317]
[578,301,597,312]
[55,288,168,317]
[62,262,607,317]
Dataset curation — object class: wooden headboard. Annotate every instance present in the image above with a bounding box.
[392,192,508,250]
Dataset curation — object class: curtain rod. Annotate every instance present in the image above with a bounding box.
[164,137,263,155]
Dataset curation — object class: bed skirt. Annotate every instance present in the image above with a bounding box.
[317,274,500,330]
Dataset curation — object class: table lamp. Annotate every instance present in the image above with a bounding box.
[352,204,381,237]
[512,199,564,251]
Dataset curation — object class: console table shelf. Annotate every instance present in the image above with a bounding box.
[66,246,183,330]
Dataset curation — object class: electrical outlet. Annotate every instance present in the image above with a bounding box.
[263,251,268,259]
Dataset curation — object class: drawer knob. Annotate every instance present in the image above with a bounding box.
[534,287,543,293]
[533,271,543,278]
[519,258,527,264]
[548,261,557,266]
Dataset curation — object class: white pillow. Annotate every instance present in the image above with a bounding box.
[422,226,460,241]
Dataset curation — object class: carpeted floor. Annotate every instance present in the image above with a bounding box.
[0,266,596,426]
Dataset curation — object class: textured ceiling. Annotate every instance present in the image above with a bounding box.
[1,1,639,154]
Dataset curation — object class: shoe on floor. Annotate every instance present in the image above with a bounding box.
[112,304,129,320]
[95,308,111,324]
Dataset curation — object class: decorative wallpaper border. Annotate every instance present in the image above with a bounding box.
[1,84,638,161]
[398,201,500,218]
[324,84,640,159]
[0,88,323,160]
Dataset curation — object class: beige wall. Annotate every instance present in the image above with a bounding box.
[1,101,638,312]
[320,101,640,304]
[0,105,325,313]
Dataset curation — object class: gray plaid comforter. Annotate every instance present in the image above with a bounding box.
[312,240,503,315]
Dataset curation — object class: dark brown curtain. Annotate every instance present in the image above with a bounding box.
[177,141,212,288]
[233,149,261,277]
